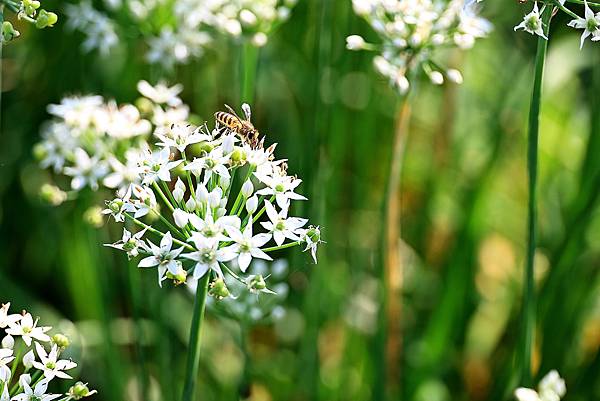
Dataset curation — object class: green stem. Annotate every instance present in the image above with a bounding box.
[263,240,301,253]
[519,6,551,387]
[153,182,175,213]
[181,273,211,401]
[241,42,259,104]
[124,213,195,251]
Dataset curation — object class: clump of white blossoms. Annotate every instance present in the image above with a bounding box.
[34,80,189,201]
[64,0,297,69]
[346,0,491,93]
[0,0,58,43]
[102,101,321,295]
[0,302,96,401]
[515,1,600,49]
[514,370,566,401]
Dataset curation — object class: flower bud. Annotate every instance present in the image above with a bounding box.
[83,206,104,228]
[2,335,14,349]
[253,33,268,47]
[209,278,230,299]
[247,274,267,292]
[52,333,70,349]
[135,97,154,115]
[239,9,257,26]
[428,70,444,85]
[446,69,463,84]
[208,189,222,209]
[241,180,254,198]
[216,207,226,218]
[23,350,35,369]
[35,10,58,29]
[40,184,68,206]
[196,184,209,204]
[222,134,235,154]
[185,197,197,212]
[346,35,365,50]
[219,175,230,191]
[67,382,98,399]
[1,22,20,42]
[173,209,189,228]
[173,178,186,202]
[246,195,258,215]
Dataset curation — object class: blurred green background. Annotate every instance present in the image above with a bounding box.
[1,1,599,400]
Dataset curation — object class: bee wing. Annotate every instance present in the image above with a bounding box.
[241,103,251,121]
[224,104,243,123]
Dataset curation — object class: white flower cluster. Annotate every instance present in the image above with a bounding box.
[515,1,600,49]
[346,0,491,93]
[34,81,189,197]
[515,370,566,401]
[63,0,297,69]
[99,100,321,292]
[0,303,96,401]
[1,0,58,43]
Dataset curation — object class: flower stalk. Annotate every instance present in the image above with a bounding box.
[520,4,552,387]
[181,273,211,401]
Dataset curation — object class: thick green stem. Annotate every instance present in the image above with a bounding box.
[520,7,551,387]
[181,273,211,401]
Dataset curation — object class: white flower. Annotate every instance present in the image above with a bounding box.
[32,343,77,380]
[299,226,322,264]
[515,370,566,401]
[0,348,14,367]
[47,95,103,129]
[63,148,109,191]
[255,173,307,208]
[103,154,143,193]
[11,376,60,401]
[567,0,600,49]
[155,124,211,153]
[137,80,183,107]
[0,303,20,328]
[188,213,241,246]
[515,388,541,401]
[222,225,272,272]
[140,147,182,185]
[6,313,51,346]
[261,201,307,246]
[105,228,148,258]
[184,147,231,185]
[514,2,547,40]
[138,232,185,286]
[181,237,237,279]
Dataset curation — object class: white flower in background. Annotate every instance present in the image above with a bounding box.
[103,153,143,194]
[515,370,566,401]
[0,303,20,329]
[137,80,184,107]
[63,148,109,191]
[6,313,51,346]
[33,343,77,380]
[347,0,491,93]
[65,1,118,55]
[138,232,185,286]
[514,2,547,39]
[261,201,307,245]
[47,95,103,129]
[94,102,152,139]
[222,225,272,272]
[567,0,600,48]
[105,228,148,258]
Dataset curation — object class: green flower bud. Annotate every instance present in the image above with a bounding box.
[247,275,267,291]
[135,97,154,115]
[209,278,230,299]
[35,10,58,29]
[1,21,20,42]
[40,184,68,206]
[23,0,41,17]
[32,143,48,160]
[108,199,123,213]
[67,382,97,399]
[83,206,104,228]
[52,333,70,349]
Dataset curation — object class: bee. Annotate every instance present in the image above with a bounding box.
[215,104,261,148]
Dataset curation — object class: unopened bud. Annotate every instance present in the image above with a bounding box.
[40,184,68,206]
[208,189,222,209]
[173,178,186,202]
[196,184,209,203]
[241,180,253,198]
[52,333,70,349]
[2,335,14,349]
[346,35,365,50]
[173,209,189,228]
[446,69,463,84]
[35,10,58,29]
[246,195,258,215]
[185,197,197,211]
[219,175,230,191]
[23,350,35,369]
